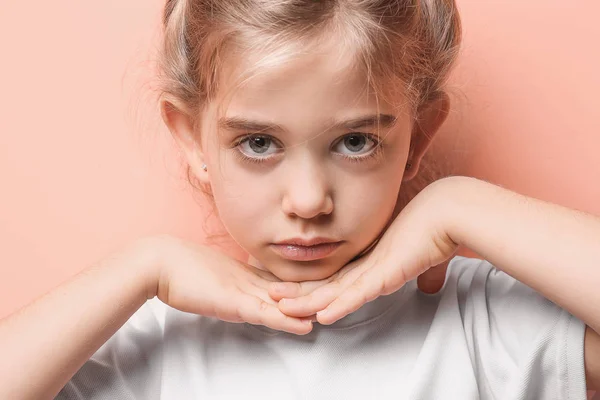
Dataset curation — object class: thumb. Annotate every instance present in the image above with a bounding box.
[417,259,451,294]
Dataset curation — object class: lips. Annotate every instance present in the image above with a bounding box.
[270,238,343,261]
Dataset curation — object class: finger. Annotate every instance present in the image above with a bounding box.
[306,314,318,322]
[276,261,369,316]
[277,280,344,317]
[269,255,369,302]
[316,268,404,325]
[244,281,279,305]
[240,280,316,326]
[417,260,450,294]
[268,279,329,301]
[214,287,276,318]
[236,295,313,335]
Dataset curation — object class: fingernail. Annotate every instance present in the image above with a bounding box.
[302,319,312,325]
[316,309,328,316]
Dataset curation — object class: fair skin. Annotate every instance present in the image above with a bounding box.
[269,176,600,391]
[0,45,598,400]
[174,43,426,283]
[165,42,600,390]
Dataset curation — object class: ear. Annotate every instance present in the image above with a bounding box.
[403,92,450,182]
[159,95,210,184]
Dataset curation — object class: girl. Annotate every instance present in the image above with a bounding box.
[1,0,598,398]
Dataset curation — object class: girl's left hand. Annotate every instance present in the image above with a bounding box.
[269,179,459,325]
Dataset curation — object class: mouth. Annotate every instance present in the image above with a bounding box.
[270,238,343,261]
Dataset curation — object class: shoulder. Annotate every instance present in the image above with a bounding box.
[447,255,562,309]
[444,256,584,341]
[438,256,587,399]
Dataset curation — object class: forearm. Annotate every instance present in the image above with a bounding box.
[0,239,161,400]
[441,176,600,333]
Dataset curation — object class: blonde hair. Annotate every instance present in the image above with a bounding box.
[157,0,461,215]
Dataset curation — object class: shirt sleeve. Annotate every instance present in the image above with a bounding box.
[55,297,167,400]
[446,256,587,399]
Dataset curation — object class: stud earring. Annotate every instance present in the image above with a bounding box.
[405,162,412,170]
[201,164,208,171]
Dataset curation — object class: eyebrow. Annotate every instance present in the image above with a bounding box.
[340,114,397,130]
[218,114,398,133]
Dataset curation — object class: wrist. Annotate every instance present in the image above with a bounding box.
[425,176,481,248]
[123,235,170,301]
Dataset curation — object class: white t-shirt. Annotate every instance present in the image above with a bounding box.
[56,256,587,399]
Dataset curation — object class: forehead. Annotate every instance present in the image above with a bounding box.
[216,40,399,124]
[196,36,413,151]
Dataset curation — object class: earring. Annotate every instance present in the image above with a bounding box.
[405,162,412,170]
[201,164,208,171]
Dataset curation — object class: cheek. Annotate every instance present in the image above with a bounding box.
[343,177,400,222]
[209,171,273,245]
[336,163,404,239]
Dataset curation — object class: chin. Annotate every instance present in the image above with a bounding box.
[262,257,347,282]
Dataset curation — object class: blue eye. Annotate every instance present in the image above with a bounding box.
[334,133,377,155]
[237,135,281,158]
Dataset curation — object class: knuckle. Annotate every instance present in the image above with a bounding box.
[364,290,375,304]
[398,266,408,286]
[233,305,245,322]
[357,288,369,304]
[379,279,392,297]
[258,300,270,312]
[350,277,364,291]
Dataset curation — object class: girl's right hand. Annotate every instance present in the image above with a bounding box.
[147,235,313,335]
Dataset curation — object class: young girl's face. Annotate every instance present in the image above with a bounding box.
[194,45,416,282]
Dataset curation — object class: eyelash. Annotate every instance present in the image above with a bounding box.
[233,133,383,165]
[337,147,382,163]
[235,151,272,165]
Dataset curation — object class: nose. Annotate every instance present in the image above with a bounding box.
[281,161,334,219]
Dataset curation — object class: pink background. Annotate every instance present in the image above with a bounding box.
[1,0,599,349]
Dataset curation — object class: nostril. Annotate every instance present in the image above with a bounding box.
[281,191,333,219]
